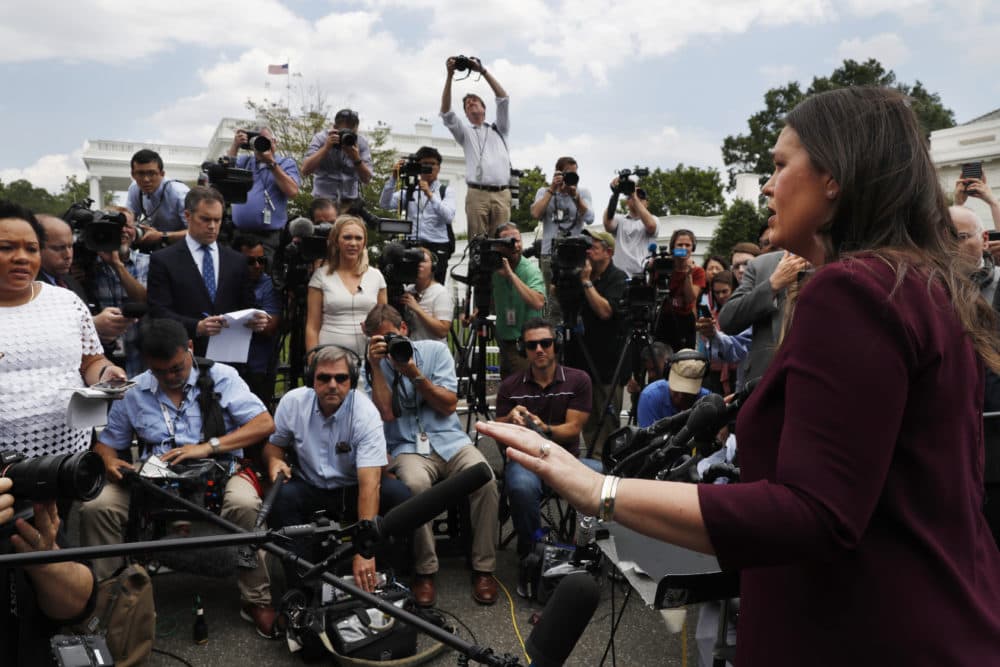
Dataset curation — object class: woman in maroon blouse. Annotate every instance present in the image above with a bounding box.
[480,87,1000,666]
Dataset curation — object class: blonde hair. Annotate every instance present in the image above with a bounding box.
[325,215,370,276]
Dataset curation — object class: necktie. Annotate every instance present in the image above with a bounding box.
[201,244,216,302]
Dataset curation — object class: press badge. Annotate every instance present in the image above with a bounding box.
[417,431,431,455]
[505,308,517,326]
[263,209,272,226]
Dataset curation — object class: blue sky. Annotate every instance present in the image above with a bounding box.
[2,0,998,194]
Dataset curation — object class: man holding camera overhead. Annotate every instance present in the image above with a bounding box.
[440,56,511,239]
[226,126,300,263]
[379,146,457,284]
[364,304,500,608]
[302,109,373,206]
[532,157,594,321]
[603,175,659,277]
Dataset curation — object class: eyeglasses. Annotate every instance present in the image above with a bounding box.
[524,338,554,350]
[316,373,352,385]
[132,170,160,179]
[246,256,267,266]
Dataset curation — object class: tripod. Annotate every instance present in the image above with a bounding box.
[452,277,496,433]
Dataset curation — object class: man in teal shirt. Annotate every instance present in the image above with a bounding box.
[491,223,545,377]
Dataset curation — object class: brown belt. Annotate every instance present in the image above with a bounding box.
[468,183,509,192]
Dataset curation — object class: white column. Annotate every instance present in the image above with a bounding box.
[88,175,101,205]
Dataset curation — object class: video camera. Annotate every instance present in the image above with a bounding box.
[379,241,425,288]
[63,200,127,253]
[614,168,649,197]
[399,154,433,179]
[277,218,333,292]
[621,277,658,324]
[238,130,272,153]
[201,156,253,204]
[1,449,105,534]
[549,235,591,287]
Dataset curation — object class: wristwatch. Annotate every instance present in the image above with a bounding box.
[582,280,594,289]
[209,437,222,455]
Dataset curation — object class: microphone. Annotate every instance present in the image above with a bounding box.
[726,376,761,420]
[671,393,727,449]
[647,242,658,256]
[526,573,600,667]
[288,216,314,238]
[380,462,492,538]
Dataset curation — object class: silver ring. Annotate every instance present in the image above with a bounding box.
[539,443,551,458]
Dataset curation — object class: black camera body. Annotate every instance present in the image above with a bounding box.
[201,157,253,204]
[561,171,580,187]
[647,245,676,290]
[382,333,414,364]
[279,222,333,291]
[621,277,657,324]
[63,200,126,254]
[239,130,272,153]
[335,128,358,149]
[400,154,433,179]
[453,54,479,72]
[469,235,516,277]
[379,241,424,287]
[615,168,650,197]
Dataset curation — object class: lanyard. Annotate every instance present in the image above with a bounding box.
[159,401,177,438]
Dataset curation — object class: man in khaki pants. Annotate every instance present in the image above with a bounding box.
[365,304,500,608]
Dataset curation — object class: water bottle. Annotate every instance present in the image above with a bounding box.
[193,595,208,644]
[575,514,596,546]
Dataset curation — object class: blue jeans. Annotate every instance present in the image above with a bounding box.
[504,457,603,557]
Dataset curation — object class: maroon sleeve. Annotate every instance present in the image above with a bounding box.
[567,369,593,414]
[691,265,706,289]
[699,262,916,570]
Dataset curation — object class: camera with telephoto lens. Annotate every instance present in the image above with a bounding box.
[468,235,517,278]
[335,128,358,149]
[239,130,272,153]
[453,55,479,72]
[0,448,105,535]
[201,156,253,204]
[615,168,649,196]
[549,235,592,287]
[381,333,414,364]
[400,154,433,178]
[63,200,127,254]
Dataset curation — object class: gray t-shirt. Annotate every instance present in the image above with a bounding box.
[610,213,658,277]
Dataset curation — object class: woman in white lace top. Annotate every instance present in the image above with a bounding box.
[0,201,127,458]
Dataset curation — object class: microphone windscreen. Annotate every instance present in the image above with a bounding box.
[526,573,600,667]
[288,216,314,238]
[381,462,492,538]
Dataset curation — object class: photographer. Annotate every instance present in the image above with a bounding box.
[440,56,511,238]
[565,229,627,457]
[379,147,457,284]
[400,247,453,343]
[89,207,149,377]
[302,109,372,205]
[365,304,500,607]
[532,157,594,320]
[490,223,545,377]
[653,229,706,352]
[226,126,301,263]
[603,180,659,277]
[0,483,97,666]
[126,149,189,249]
[78,319,278,638]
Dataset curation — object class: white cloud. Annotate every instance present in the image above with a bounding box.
[835,33,911,68]
[0,149,87,194]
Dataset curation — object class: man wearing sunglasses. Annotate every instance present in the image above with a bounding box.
[302,108,373,206]
[79,318,279,638]
[263,345,410,598]
[495,318,596,571]
[232,236,281,407]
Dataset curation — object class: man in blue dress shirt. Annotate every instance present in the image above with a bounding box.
[365,304,500,608]
[263,345,410,595]
[78,318,278,638]
[226,126,300,263]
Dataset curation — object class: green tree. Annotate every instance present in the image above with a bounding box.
[707,200,765,260]
[510,166,547,233]
[0,175,94,216]
[639,164,725,217]
[722,58,956,189]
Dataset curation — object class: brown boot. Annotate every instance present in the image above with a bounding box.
[412,574,437,607]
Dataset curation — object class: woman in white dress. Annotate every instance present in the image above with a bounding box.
[0,201,127,458]
[305,215,387,358]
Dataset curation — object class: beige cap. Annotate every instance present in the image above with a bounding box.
[669,349,707,395]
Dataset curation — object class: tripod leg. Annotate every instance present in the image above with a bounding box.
[584,336,632,459]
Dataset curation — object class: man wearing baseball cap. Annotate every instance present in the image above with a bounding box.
[636,348,711,428]
[566,227,628,457]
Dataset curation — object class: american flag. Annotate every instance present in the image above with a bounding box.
[267,63,289,75]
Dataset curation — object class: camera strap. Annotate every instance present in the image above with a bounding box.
[139,180,184,223]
